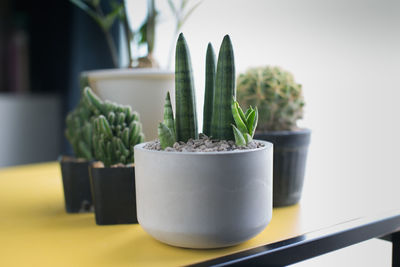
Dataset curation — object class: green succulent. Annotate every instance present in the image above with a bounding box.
[231,99,258,146]
[84,87,145,167]
[237,66,304,131]
[159,33,253,148]
[65,98,95,160]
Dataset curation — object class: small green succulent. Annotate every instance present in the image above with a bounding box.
[84,87,145,167]
[237,66,304,131]
[231,99,258,146]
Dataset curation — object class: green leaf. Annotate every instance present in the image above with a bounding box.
[158,123,176,149]
[179,1,202,30]
[232,125,246,146]
[251,107,259,137]
[231,99,249,134]
[70,0,105,30]
[167,0,178,15]
[246,109,256,137]
[245,106,254,119]
[236,101,247,125]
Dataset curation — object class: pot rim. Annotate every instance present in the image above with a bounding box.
[255,128,311,136]
[134,139,272,156]
[82,68,174,80]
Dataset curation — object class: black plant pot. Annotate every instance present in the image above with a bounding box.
[59,156,93,213]
[255,129,311,207]
[89,164,137,225]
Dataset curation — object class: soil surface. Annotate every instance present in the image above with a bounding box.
[144,134,265,152]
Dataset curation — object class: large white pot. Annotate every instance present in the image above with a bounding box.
[134,141,273,249]
[83,68,174,141]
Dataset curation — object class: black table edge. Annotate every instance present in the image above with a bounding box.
[188,209,400,267]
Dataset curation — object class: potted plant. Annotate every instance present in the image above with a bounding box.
[236,66,311,207]
[71,0,201,140]
[134,33,273,249]
[78,87,145,225]
[61,90,96,213]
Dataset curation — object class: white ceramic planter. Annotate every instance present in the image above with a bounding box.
[134,141,273,249]
[83,68,174,141]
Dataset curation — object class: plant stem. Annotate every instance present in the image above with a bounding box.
[122,1,134,68]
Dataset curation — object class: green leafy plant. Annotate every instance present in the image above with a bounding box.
[84,87,145,167]
[158,33,258,149]
[231,100,258,146]
[70,0,201,68]
[237,66,304,131]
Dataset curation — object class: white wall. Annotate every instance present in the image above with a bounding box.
[0,95,61,167]
[154,0,400,200]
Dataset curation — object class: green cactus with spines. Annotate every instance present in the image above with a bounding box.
[231,99,258,146]
[65,97,94,160]
[210,35,236,140]
[237,66,304,131]
[202,42,216,137]
[83,87,145,167]
[175,33,198,142]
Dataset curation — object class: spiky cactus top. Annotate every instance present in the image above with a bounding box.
[65,87,144,166]
[84,88,145,167]
[158,33,258,148]
[237,66,304,131]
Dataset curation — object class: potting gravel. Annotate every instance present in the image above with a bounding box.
[143,134,264,152]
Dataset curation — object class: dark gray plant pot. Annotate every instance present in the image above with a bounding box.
[89,164,137,225]
[59,156,93,213]
[255,129,311,207]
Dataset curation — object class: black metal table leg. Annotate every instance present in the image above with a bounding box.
[393,232,400,267]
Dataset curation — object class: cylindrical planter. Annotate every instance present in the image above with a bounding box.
[89,164,137,225]
[255,129,311,207]
[82,68,174,141]
[59,156,93,213]
[134,141,273,249]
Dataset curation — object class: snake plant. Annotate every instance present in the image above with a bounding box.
[158,33,259,149]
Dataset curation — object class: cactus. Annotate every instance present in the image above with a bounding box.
[158,92,176,149]
[175,33,198,142]
[83,87,145,167]
[202,43,216,136]
[237,66,304,131]
[231,99,258,146]
[210,35,236,140]
[65,93,95,160]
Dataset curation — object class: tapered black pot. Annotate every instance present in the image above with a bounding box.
[59,156,93,213]
[255,129,311,207]
[89,164,137,225]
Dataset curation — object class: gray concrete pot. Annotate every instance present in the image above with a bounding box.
[134,140,273,249]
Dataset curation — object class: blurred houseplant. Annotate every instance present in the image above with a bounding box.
[237,66,311,207]
[83,87,145,225]
[71,0,201,140]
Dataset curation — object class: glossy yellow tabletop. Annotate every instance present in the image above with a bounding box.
[0,161,396,267]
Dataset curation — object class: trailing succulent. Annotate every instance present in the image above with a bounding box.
[236,66,304,131]
[158,33,258,149]
[65,87,145,166]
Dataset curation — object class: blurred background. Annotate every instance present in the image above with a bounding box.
[1,0,400,265]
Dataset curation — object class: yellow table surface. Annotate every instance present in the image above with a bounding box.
[0,162,396,267]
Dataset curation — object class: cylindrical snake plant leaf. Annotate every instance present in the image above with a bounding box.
[203,42,216,136]
[175,33,198,142]
[158,123,175,149]
[210,35,235,140]
[163,92,176,139]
